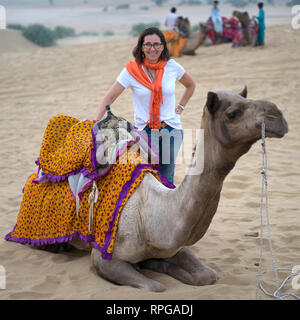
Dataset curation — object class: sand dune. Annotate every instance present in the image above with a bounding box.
[0,15,299,300]
[0,29,38,53]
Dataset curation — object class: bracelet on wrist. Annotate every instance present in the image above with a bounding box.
[178,104,185,110]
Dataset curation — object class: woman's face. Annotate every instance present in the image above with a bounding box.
[142,34,164,64]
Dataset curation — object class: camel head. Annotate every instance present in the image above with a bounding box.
[233,10,250,27]
[199,22,213,35]
[203,87,288,154]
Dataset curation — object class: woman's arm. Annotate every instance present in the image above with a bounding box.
[95,81,125,121]
[175,72,196,114]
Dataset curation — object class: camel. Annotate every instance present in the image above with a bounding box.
[166,19,209,56]
[205,11,258,47]
[233,11,258,46]
[82,87,287,292]
[180,22,209,55]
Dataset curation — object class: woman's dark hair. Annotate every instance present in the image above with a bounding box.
[258,2,264,8]
[132,27,170,63]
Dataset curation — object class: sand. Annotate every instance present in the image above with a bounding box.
[0,4,299,300]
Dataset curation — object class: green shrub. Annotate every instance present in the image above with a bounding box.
[7,24,25,31]
[116,4,130,9]
[179,0,202,5]
[22,24,56,47]
[140,5,150,10]
[225,0,248,8]
[103,30,114,36]
[151,0,168,6]
[130,22,160,37]
[78,31,99,36]
[53,26,76,39]
[286,0,300,6]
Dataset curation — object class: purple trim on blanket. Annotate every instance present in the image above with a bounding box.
[102,163,175,258]
[5,228,95,247]
[5,163,175,259]
[33,165,84,184]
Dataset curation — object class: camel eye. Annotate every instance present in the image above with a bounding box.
[227,110,240,121]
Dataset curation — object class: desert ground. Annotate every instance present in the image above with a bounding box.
[0,2,299,300]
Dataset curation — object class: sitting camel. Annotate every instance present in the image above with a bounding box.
[165,18,209,56]
[88,87,288,291]
[180,22,210,55]
[233,11,258,47]
[7,88,288,292]
[205,11,258,47]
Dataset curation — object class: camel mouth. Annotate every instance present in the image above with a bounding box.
[264,119,288,138]
[259,113,288,139]
[265,128,286,138]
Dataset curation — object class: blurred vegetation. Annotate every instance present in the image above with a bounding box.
[139,5,150,10]
[179,0,202,5]
[115,4,130,10]
[286,0,300,6]
[7,24,25,31]
[22,24,56,47]
[7,23,99,47]
[78,31,99,36]
[151,0,168,6]
[53,26,76,39]
[130,22,160,37]
[225,0,248,8]
[103,30,114,36]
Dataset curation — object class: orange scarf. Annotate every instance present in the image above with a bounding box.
[126,59,167,129]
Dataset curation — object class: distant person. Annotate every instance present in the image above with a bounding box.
[95,27,195,183]
[164,7,178,32]
[163,7,180,57]
[172,16,190,57]
[256,2,265,46]
[211,1,223,35]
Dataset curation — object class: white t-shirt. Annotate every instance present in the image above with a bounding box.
[117,59,185,130]
[164,12,178,31]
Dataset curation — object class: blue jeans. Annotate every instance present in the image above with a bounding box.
[143,125,183,184]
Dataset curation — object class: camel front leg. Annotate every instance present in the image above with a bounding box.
[140,247,218,286]
[91,249,165,292]
[165,246,218,285]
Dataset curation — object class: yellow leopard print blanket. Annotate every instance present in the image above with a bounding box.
[5,114,174,258]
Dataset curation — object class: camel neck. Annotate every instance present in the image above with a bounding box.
[170,121,238,246]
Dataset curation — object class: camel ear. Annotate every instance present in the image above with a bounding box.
[206,92,221,114]
[239,86,247,98]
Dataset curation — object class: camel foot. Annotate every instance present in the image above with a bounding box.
[91,249,165,292]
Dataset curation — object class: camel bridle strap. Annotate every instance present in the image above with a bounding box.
[256,122,300,300]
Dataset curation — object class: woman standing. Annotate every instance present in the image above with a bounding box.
[95,27,195,183]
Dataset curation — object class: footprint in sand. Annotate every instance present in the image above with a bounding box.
[9,291,50,299]
[30,275,61,293]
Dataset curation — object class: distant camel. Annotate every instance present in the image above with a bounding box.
[206,12,258,47]
[233,11,258,46]
[166,18,209,56]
